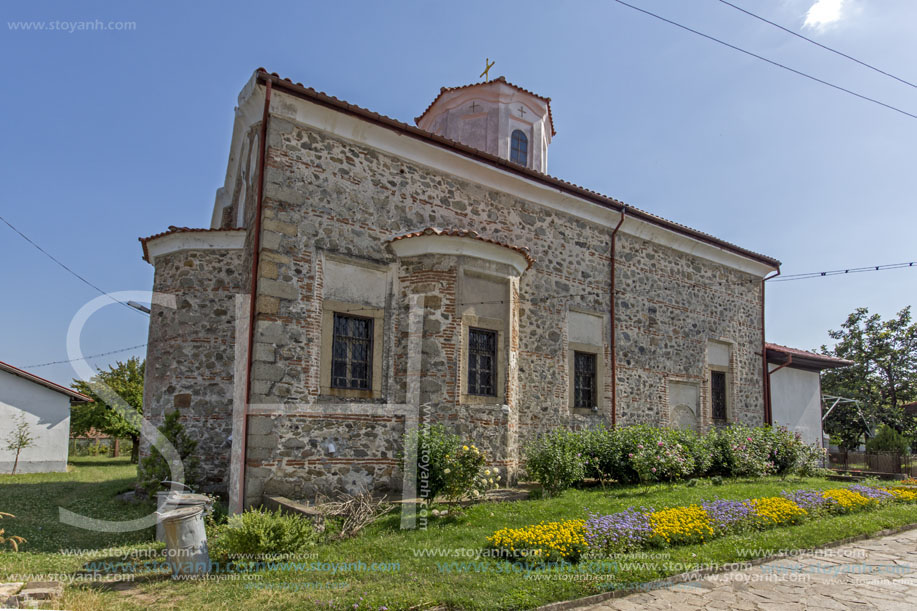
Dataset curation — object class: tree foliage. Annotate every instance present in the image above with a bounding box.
[4,415,35,474]
[820,307,917,450]
[71,357,144,463]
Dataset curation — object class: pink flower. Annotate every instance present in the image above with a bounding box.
[747,437,752,442]
[657,441,664,446]
[651,467,656,473]
[628,453,634,458]
[637,444,644,449]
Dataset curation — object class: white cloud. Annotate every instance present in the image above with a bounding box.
[803,0,846,30]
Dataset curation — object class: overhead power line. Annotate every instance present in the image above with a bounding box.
[0,214,147,317]
[23,343,149,369]
[769,261,916,282]
[610,0,917,120]
[716,0,917,90]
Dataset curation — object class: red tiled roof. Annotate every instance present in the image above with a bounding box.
[254,69,780,269]
[414,76,557,136]
[0,360,92,402]
[139,226,245,262]
[388,227,535,269]
[765,343,853,369]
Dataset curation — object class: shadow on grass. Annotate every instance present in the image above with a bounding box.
[0,473,155,552]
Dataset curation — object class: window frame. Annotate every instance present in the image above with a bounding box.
[466,327,498,397]
[710,368,729,424]
[330,312,374,391]
[459,314,506,405]
[320,300,384,399]
[568,341,605,413]
[510,129,528,166]
[573,351,598,410]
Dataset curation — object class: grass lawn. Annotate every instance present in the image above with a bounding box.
[2,462,917,610]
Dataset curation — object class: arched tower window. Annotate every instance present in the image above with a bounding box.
[510,130,528,166]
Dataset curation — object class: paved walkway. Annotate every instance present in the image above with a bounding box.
[579,528,917,611]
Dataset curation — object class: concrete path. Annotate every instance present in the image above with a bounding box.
[579,528,917,611]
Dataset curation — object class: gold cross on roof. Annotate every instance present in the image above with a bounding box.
[480,58,495,82]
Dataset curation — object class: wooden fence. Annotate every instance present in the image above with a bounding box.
[828,450,916,476]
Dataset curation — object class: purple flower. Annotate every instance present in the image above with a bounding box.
[848,485,893,501]
[782,489,835,512]
[584,508,654,551]
[702,498,752,533]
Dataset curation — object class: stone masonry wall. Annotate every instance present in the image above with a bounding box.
[141,248,243,493]
[241,111,765,503]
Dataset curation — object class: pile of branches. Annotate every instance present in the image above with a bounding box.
[315,490,395,540]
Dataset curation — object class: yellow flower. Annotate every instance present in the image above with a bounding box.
[463,445,469,451]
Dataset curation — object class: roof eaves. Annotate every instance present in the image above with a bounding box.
[254,69,780,269]
[139,227,246,263]
[0,360,93,402]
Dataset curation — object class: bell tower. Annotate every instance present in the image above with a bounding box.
[415,76,555,173]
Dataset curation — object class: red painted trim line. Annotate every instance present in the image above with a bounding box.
[609,209,626,428]
[238,78,272,509]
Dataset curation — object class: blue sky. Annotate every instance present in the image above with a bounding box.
[1,0,915,386]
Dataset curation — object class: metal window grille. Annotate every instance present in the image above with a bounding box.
[510,130,528,166]
[467,328,497,396]
[574,351,597,409]
[711,370,727,421]
[331,313,372,390]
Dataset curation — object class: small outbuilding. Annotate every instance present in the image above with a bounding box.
[0,360,91,473]
[765,343,852,448]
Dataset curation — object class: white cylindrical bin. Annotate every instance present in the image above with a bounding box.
[156,492,213,542]
[158,505,211,576]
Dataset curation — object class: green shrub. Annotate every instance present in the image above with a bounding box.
[213,507,318,557]
[709,424,773,477]
[138,411,200,496]
[442,443,498,502]
[762,426,805,477]
[523,430,585,496]
[404,424,497,503]
[866,424,911,454]
[580,426,621,486]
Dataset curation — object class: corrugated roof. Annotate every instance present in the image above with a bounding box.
[388,227,535,269]
[414,76,556,136]
[0,360,92,402]
[765,343,853,369]
[254,69,780,269]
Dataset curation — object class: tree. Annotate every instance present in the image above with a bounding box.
[71,357,145,463]
[138,410,199,496]
[5,414,35,474]
[820,307,917,450]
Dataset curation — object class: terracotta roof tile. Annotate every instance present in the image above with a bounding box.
[388,227,534,269]
[413,76,556,136]
[217,70,779,269]
[139,226,245,262]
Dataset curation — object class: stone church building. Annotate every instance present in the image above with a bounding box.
[139,69,780,509]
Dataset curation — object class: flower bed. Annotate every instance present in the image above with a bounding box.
[487,485,917,563]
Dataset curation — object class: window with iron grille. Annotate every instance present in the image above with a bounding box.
[573,351,597,409]
[467,327,497,396]
[331,313,373,390]
[510,130,528,166]
[711,370,727,422]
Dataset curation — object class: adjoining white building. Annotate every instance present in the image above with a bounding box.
[765,343,852,448]
[0,360,91,474]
